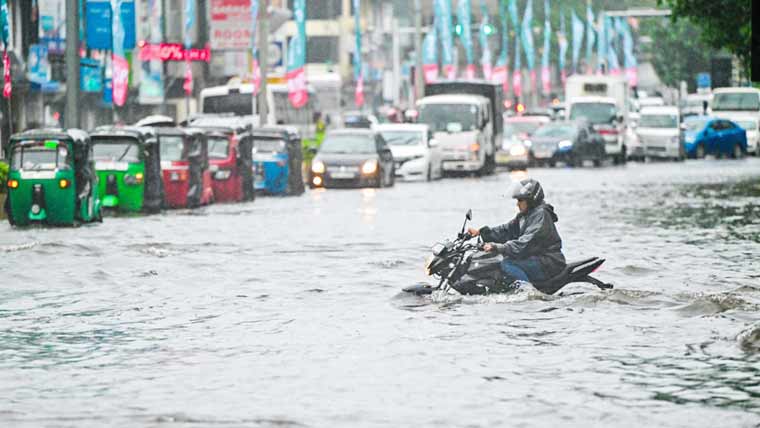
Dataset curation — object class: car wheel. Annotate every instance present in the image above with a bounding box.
[426,164,432,181]
[389,166,395,186]
[696,144,705,159]
[733,143,744,159]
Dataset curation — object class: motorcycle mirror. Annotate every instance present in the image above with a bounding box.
[466,209,472,221]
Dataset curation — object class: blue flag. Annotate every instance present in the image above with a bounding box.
[521,0,535,71]
[0,0,9,48]
[479,0,493,79]
[571,10,584,73]
[597,12,606,73]
[606,16,620,72]
[457,0,474,69]
[434,0,455,78]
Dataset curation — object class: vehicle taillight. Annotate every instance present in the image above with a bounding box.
[598,128,619,135]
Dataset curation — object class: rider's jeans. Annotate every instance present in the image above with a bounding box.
[501,257,547,283]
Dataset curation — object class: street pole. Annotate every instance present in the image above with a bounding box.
[414,0,423,103]
[64,0,80,129]
[258,0,270,126]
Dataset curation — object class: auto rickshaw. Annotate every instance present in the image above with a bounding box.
[158,127,214,208]
[91,127,164,214]
[4,129,102,226]
[248,126,305,196]
[189,124,255,203]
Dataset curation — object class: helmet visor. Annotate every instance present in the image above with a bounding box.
[509,180,532,200]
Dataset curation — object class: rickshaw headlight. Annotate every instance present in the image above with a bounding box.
[58,179,70,189]
[214,169,232,180]
[311,160,325,174]
[135,172,144,183]
[7,179,18,189]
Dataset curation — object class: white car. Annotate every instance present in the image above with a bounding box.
[637,106,683,160]
[375,124,443,181]
[728,115,760,156]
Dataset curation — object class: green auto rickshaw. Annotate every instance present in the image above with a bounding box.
[91,127,164,214]
[4,129,102,226]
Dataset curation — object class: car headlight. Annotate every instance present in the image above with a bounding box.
[558,140,573,149]
[214,169,232,180]
[361,159,378,175]
[510,145,527,156]
[311,160,325,174]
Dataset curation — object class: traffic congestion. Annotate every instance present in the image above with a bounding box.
[2,78,756,227]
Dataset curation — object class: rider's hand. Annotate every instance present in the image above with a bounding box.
[467,227,480,237]
[483,243,496,252]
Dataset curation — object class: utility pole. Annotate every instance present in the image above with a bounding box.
[414,0,423,102]
[258,0,270,126]
[64,0,80,129]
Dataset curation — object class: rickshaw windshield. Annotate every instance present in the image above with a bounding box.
[159,136,187,161]
[10,140,70,171]
[254,139,286,153]
[208,137,230,159]
[92,138,141,163]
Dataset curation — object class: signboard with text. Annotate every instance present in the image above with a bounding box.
[210,0,253,50]
[86,0,137,50]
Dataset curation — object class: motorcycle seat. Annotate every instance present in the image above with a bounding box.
[532,257,607,295]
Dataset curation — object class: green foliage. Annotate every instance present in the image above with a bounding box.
[658,0,752,79]
[640,18,712,91]
[0,161,7,194]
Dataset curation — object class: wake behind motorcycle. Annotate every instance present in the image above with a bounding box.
[403,210,614,296]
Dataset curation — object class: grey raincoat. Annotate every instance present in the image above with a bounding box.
[479,203,566,277]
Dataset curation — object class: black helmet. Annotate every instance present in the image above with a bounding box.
[511,179,544,207]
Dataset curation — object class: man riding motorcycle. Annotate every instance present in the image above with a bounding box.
[467,179,566,287]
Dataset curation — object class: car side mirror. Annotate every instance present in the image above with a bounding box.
[679,123,687,131]
[466,209,472,221]
[428,139,439,148]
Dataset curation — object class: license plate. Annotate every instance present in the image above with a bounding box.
[534,151,553,159]
[330,172,356,179]
[496,153,512,163]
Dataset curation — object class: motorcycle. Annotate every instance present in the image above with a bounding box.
[403,210,614,296]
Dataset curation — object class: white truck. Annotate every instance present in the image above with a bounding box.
[710,87,760,156]
[416,81,503,175]
[565,75,630,164]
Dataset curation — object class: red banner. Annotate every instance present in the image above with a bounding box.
[139,43,211,63]
[112,55,130,106]
[2,51,11,99]
[286,67,307,108]
[423,65,439,84]
[183,62,193,95]
[354,76,364,107]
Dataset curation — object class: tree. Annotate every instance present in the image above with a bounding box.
[657,0,752,79]
[639,18,712,91]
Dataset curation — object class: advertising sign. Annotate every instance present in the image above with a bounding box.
[86,0,136,50]
[39,0,66,54]
[210,0,253,50]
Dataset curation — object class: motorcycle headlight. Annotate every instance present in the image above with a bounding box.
[431,243,445,256]
[510,144,527,156]
[311,160,326,174]
[558,139,573,149]
[361,159,378,175]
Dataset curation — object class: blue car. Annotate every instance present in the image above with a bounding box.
[683,116,747,159]
[249,127,305,196]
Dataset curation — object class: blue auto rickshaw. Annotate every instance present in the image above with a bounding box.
[247,126,304,196]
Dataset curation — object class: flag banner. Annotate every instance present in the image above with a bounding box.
[250,0,259,94]
[541,0,551,94]
[112,0,129,106]
[558,7,568,84]
[585,1,595,74]
[183,0,195,95]
[571,10,583,74]
[621,17,638,86]
[422,26,439,83]
[0,0,10,98]
[596,12,606,73]
[493,0,510,91]
[353,0,363,106]
[479,0,492,80]
[457,0,474,78]
[287,0,307,108]
[434,0,456,79]
[520,0,535,71]
[606,16,620,74]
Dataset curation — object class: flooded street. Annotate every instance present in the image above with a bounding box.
[2,159,759,427]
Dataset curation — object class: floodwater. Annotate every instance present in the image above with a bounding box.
[1,159,759,427]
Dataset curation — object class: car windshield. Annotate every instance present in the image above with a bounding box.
[320,135,376,154]
[684,118,709,132]
[506,121,544,135]
[10,140,69,171]
[712,92,760,111]
[380,131,423,146]
[202,93,253,115]
[159,135,187,162]
[736,120,758,131]
[639,114,678,128]
[534,124,576,138]
[569,103,617,124]
[92,139,141,163]
[418,104,478,132]
[254,138,286,153]
[207,137,230,159]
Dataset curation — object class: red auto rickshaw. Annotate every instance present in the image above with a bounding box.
[157,128,214,208]
[193,125,255,203]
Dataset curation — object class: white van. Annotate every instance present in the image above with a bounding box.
[636,106,682,160]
